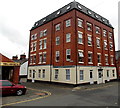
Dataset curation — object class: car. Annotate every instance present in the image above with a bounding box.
[0,80,27,96]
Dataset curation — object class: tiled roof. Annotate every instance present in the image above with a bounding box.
[31,1,113,30]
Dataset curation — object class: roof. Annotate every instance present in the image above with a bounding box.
[0,53,20,66]
[13,59,28,65]
[116,50,120,60]
[31,1,113,30]
[0,53,14,62]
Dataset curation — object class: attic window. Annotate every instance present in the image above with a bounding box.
[87,10,92,15]
[95,14,99,19]
[57,11,61,15]
[35,22,38,26]
[78,5,82,10]
[67,5,71,10]
[43,19,46,22]
[102,18,105,22]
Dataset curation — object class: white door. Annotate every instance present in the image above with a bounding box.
[98,70,103,84]
[32,70,35,83]
[90,70,94,84]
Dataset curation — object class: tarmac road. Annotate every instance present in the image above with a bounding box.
[1,81,119,107]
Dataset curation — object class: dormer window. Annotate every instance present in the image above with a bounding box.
[43,19,46,22]
[67,5,71,10]
[102,18,105,22]
[57,11,61,15]
[95,14,99,19]
[35,22,38,26]
[87,10,92,15]
[78,5,82,10]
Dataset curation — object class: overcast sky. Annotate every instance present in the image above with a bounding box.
[0,0,119,58]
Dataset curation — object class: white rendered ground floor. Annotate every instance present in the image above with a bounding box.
[27,65,117,85]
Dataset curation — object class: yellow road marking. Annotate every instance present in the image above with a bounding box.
[2,88,51,107]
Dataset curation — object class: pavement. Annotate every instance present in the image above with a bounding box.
[1,80,119,107]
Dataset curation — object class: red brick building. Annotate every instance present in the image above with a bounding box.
[0,53,20,84]
[116,50,120,79]
[28,1,117,84]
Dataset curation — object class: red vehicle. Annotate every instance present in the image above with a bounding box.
[0,80,27,96]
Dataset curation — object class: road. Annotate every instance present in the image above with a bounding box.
[2,81,119,107]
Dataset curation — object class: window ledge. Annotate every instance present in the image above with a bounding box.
[78,43,84,45]
[88,62,93,64]
[78,62,84,64]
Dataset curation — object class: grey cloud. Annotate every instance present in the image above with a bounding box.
[0,21,28,47]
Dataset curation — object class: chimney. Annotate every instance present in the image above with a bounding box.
[20,53,26,60]
[12,55,18,60]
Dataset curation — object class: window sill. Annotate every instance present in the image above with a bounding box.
[78,62,84,64]
[78,26,83,28]
[88,45,92,47]
[78,43,84,45]
[88,62,93,64]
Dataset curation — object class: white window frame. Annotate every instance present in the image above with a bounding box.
[103,29,107,37]
[95,26,100,34]
[87,22,92,31]
[88,34,92,46]
[66,19,71,27]
[66,49,71,61]
[80,70,84,80]
[30,56,33,64]
[39,53,42,64]
[109,42,113,51]
[40,31,43,37]
[66,69,70,80]
[39,40,42,50]
[55,24,60,31]
[105,54,109,65]
[38,69,41,78]
[88,51,93,64]
[56,51,60,62]
[78,50,84,63]
[56,36,60,45]
[96,37,100,48]
[78,31,83,44]
[43,52,47,63]
[33,55,36,64]
[43,29,47,36]
[55,69,59,80]
[43,38,47,49]
[42,69,45,78]
[111,55,114,65]
[104,40,108,50]
[66,33,71,43]
[109,32,112,39]
[31,33,37,40]
[78,18,83,28]
[32,41,37,52]
[97,53,101,64]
